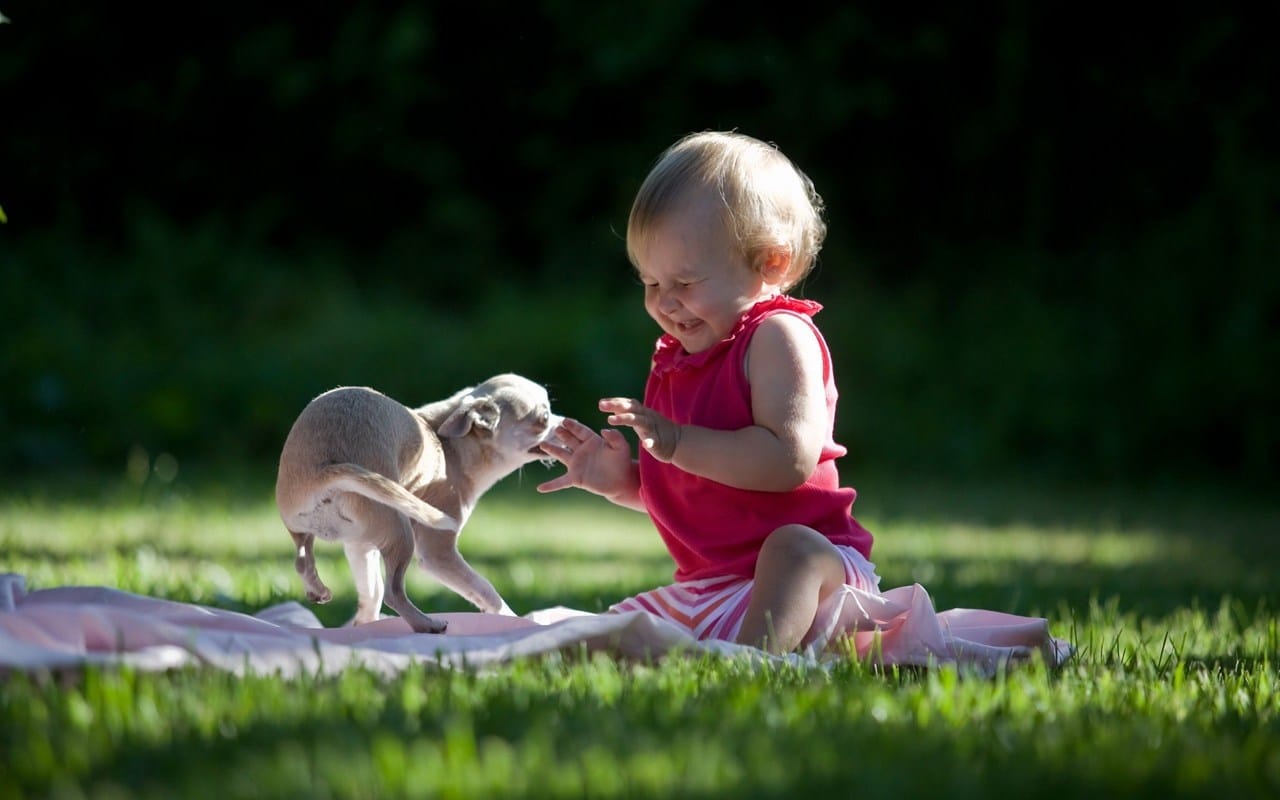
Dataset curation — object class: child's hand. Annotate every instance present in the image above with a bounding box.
[536,416,637,500]
[599,397,681,463]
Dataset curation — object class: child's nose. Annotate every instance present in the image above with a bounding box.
[657,288,681,314]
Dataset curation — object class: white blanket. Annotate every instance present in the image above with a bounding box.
[0,574,1072,677]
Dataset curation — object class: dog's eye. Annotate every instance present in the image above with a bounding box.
[537,408,550,427]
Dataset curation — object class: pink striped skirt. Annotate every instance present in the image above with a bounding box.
[609,545,881,644]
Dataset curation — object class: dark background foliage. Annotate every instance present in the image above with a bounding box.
[1,2,1276,486]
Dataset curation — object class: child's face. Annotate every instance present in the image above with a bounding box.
[633,191,775,354]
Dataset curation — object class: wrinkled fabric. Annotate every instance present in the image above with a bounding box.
[0,574,1072,678]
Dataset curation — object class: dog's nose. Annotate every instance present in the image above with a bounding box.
[544,414,566,439]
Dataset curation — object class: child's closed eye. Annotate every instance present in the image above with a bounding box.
[638,275,703,290]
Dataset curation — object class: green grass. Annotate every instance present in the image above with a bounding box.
[2,469,1278,798]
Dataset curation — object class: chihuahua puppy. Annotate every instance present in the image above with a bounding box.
[275,373,561,633]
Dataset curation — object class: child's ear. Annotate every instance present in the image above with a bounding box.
[759,248,792,285]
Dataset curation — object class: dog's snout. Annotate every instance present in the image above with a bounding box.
[532,405,563,437]
[525,406,563,458]
[540,406,564,434]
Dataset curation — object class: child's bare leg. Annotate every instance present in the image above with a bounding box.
[736,525,847,653]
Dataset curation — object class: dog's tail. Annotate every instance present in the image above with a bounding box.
[316,463,460,532]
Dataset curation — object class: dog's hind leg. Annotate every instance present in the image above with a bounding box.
[290,530,332,603]
[379,514,448,633]
[344,540,384,625]
[412,524,514,615]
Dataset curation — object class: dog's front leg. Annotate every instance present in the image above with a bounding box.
[412,524,514,615]
[343,540,384,625]
[289,530,332,603]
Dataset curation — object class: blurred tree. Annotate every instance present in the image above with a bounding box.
[0,2,1275,481]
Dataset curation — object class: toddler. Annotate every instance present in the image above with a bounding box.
[538,131,878,653]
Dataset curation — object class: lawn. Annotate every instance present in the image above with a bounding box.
[1,468,1277,798]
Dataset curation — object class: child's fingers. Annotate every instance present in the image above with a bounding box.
[599,397,642,414]
[600,428,629,450]
[555,416,597,442]
[606,412,638,428]
[536,473,575,493]
[538,442,571,464]
[608,412,661,444]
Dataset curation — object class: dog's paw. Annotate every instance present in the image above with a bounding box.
[307,587,333,604]
[410,617,448,634]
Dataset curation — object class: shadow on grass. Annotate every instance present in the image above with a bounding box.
[870,556,1277,620]
[5,468,1277,632]
[237,553,1278,633]
[7,530,1275,628]
[10,662,1271,800]
[853,472,1279,552]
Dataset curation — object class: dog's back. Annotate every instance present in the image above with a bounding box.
[276,387,456,539]
[279,387,420,479]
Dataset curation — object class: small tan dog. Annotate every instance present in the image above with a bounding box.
[275,373,562,633]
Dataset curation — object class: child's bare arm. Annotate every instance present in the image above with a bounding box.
[604,315,828,492]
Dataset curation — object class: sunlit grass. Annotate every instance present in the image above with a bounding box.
[2,471,1278,797]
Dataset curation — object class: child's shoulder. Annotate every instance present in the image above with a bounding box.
[749,295,825,339]
[745,310,829,383]
[749,310,824,352]
[750,294,824,321]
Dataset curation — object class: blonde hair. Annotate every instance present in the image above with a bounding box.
[626,131,826,290]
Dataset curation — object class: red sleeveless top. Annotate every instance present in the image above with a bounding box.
[638,295,874,582]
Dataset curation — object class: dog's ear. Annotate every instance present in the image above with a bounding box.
[417,385,475,428]
[438,397,501,438]
[468,398,500,435]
